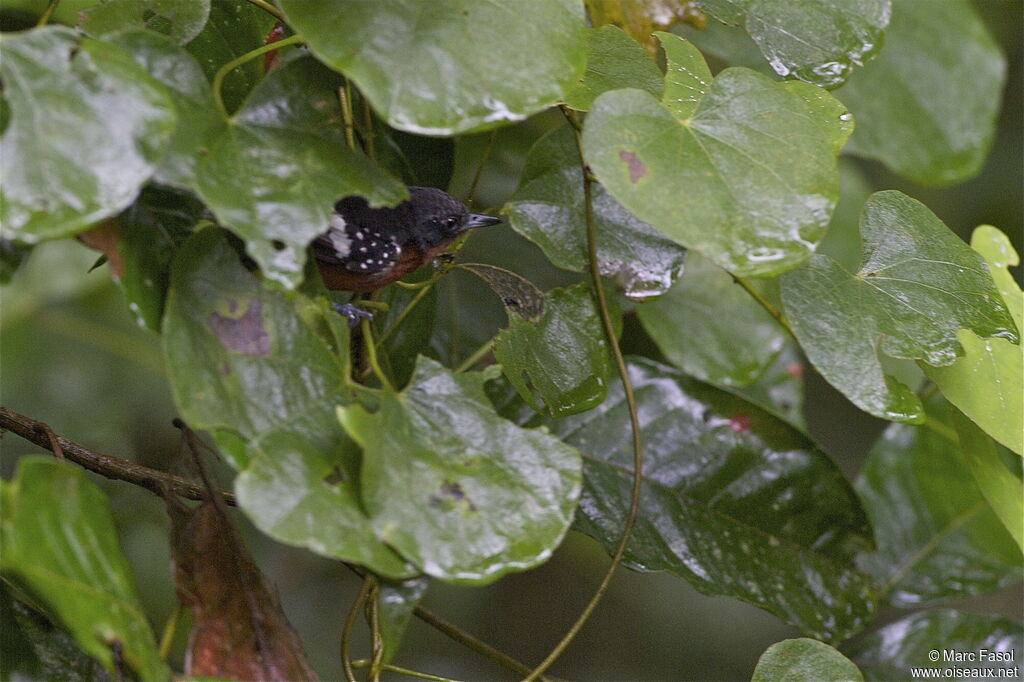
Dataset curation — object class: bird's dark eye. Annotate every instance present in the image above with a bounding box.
[443,216,458,230]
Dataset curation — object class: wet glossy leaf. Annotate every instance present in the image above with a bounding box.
[194,55,406,288]
[108,29,223,190]
[493,283,613,418]
[838,0,1005,186]
[377,577,429,665]
[564,25,663,111]
[949,408,1023,552]
[338,357,583,583]
[546,358,875,640]
[583,0,708,55]
[0,457,169,681]
[184,0,276,115]
[505,126,686,300]
[729,343,806,428]
[697,0,890,89]
[752,638,863,682]
[638,252,786,386]
[855,399,1022,606]
[781,191,1019,424]
[0,27,176,242]
[78,0,210,45]
[924,226,1023,455]
[584,33,848,277]
[163,228,411,577]
[846,611,1023,682]
[278,0,586,135]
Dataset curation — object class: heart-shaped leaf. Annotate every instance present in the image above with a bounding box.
[855,398,1022,606]
[0,457,170,681]
[564,25,663,111]
[781,191,1019,424]
[163,228,411,577]
[752,638,863,682]
[837,0,1005,186]
[194,55,406,288]
[544,358,875,640]
[583,32,849,277]
[924,226,1023,455]
[338,357,582,583]
[0,26,176,242]
[78,0,210,45]
[505,125,686,300]
[697,0,890,89]
[278,0,586,135]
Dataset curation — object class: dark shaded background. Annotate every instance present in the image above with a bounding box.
[1,2,1021,679]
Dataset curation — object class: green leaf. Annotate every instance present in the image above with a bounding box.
[855,399,1022,606]
[697,0,890,89]
[78,0,210,45]
[377,577,429,665]
[194,55,406,288]
[338,357,583,583]
[583,33,849,277]
[728,343,806,428]
[163,228,412,577]
[278,0,587,135]
[117,185,205,330]
[493,283,613,417]
[752,638,863,682]
[845,610,1023,682]
[781,191,1019,424]
[184,0,276,115]
[924,226,1023,455]
[505,125,686,300]
[0,457,169,681]
[638,252,786,386]
[949,408,1024,552]
[837,0,1005,186]
[0,26,176,242]
[108,29,223,190]
[564,25,663,111]
[547,358,874,641]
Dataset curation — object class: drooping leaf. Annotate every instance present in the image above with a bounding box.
[278,0,587,135]
[949,408,1023,552]
[0,457,169,681]
[845,611,1023,682]
[493,283,613,417]
[638,252,786,386]
[163,228,411,577]
[564,25,663,111]
[546,357,875,641]
[78,0,210,45]
[752,638,863,682]
[781,191,1019,424]
[583,32,849,277]
[167,489,318,680]
[924,226,1023,455]
[377,577,429,665]
[854,398,1022,606]
[194,55,406,288]
[338,357,583,584]
[0,26,176,242]
[837,0,1005,186]
[108,29,223,191]
[697,0,890,89]
[504,125,686,300]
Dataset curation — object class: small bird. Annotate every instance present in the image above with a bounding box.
[312,186,500,323]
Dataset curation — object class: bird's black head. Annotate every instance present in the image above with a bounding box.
[407,186,501,249]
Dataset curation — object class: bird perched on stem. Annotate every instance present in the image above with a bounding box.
[312,186,500,323]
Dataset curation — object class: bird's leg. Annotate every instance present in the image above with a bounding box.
[331,298,374,327]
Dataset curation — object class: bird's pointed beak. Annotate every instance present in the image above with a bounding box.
[466,213,502,229]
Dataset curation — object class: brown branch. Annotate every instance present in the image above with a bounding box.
[0,406,236,506]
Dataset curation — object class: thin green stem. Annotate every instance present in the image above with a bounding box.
[367,578,384,681]
[244,0,285,22]
[352,659,462,682]
[212,33,304,118]
[361,318,394,391]
[341,81,357,152]
[730,274,794,336]
[375,275,440,348]
[361,96,377,161]
[465,130,497,207]
[35,0,59,27]
[158,604,181,662]
[454,337,494,374]
[523,107,646,682]
[342,578,374,682]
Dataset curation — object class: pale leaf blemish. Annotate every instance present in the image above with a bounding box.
[618,149,647,183]
[208,299,269,356]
